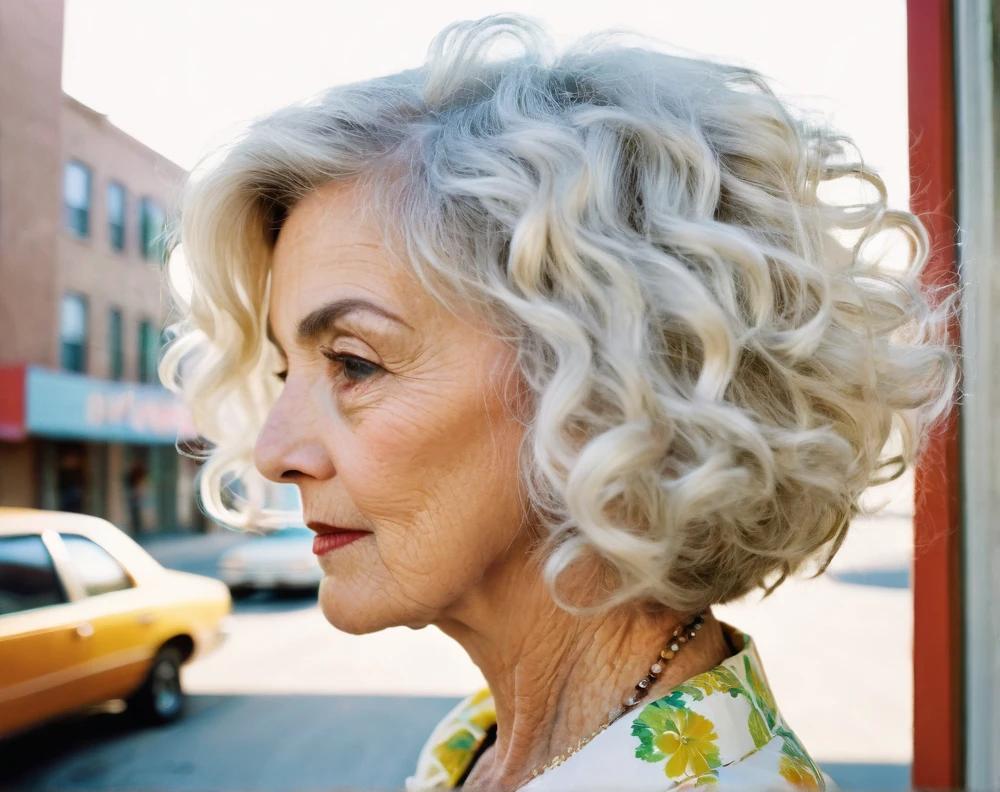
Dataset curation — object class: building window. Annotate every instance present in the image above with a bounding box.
[138,318,159,383]
[60,293,88,374]
[139,197,165,262]
[108,307,123,380]
[107,182,127,252]
[64,160,92,238]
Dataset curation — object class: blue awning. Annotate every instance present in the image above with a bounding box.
[2,364,197,444]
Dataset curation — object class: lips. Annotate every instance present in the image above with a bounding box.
[307,521,372,556]
[311,528,370,555]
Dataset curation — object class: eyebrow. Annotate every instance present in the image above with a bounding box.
[268,298,412,354]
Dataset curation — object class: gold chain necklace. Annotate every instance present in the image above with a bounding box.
[523,610,706,784]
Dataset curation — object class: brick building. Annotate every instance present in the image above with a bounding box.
[0,0,207,534]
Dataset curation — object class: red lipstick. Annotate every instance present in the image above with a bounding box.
[308,522,370,555]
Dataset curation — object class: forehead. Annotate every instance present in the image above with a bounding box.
[268,180,410,318]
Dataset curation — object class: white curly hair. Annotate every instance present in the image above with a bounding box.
[160,13,959,614]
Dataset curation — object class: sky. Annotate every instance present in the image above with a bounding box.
[62,0,911,207]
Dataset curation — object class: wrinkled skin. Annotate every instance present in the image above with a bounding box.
[255,178,530,634]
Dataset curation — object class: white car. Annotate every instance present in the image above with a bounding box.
[217,526,320,598]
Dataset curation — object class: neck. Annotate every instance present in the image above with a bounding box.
[433,534,732,791]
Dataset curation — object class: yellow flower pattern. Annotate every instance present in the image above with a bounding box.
[780,754,822,789]
[432,729,479,787]
[653,708,720,778]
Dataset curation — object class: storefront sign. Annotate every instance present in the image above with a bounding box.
[0,364,197,443]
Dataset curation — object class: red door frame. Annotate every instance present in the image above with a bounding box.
[907,0,964,787]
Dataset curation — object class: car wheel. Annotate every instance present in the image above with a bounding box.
[127,645,185,725]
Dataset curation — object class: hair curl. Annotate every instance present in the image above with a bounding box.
[160,13,959,614]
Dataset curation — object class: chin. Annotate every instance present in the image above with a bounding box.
[317,578,378,634]
[317,576,428,635]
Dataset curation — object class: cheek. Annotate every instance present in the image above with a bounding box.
[330,382,526,567]
[329,416,425,520]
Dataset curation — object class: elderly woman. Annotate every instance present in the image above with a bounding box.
[162,13,956,791]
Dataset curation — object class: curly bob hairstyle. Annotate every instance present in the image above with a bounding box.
[160,13,959,614]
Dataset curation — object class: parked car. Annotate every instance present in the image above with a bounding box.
[0,508,231,739]
[218,525,320,598]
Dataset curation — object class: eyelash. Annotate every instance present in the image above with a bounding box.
[273,347,382,386]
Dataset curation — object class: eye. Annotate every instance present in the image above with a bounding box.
[320,346,383,384]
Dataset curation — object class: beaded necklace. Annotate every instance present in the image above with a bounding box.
[523,610,706,783]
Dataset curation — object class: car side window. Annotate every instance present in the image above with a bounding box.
[60,534,134,596]
[0,535,69,615]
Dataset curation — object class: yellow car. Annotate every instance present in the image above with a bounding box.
[0,508,232,739]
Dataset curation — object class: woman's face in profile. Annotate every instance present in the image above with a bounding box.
[254,179,529,634]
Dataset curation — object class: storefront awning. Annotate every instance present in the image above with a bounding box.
[0,364,196,444]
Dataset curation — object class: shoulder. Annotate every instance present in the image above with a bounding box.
[405,686,497,792]
[522,622,832,791]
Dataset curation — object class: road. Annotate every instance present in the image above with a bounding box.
[1,471,914,791]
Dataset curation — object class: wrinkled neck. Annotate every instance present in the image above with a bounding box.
[432,534,731,791]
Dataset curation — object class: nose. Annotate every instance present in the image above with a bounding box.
[253,382,335,484]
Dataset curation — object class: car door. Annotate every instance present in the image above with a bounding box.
[0,532,93,737]
[53,532,156,704]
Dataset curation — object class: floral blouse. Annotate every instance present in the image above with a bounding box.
[405,622,833,790]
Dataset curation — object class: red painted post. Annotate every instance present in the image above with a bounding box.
[906,0,964,788]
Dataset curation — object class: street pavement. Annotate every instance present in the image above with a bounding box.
[1,471,915,791]
[1,690,458,791]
